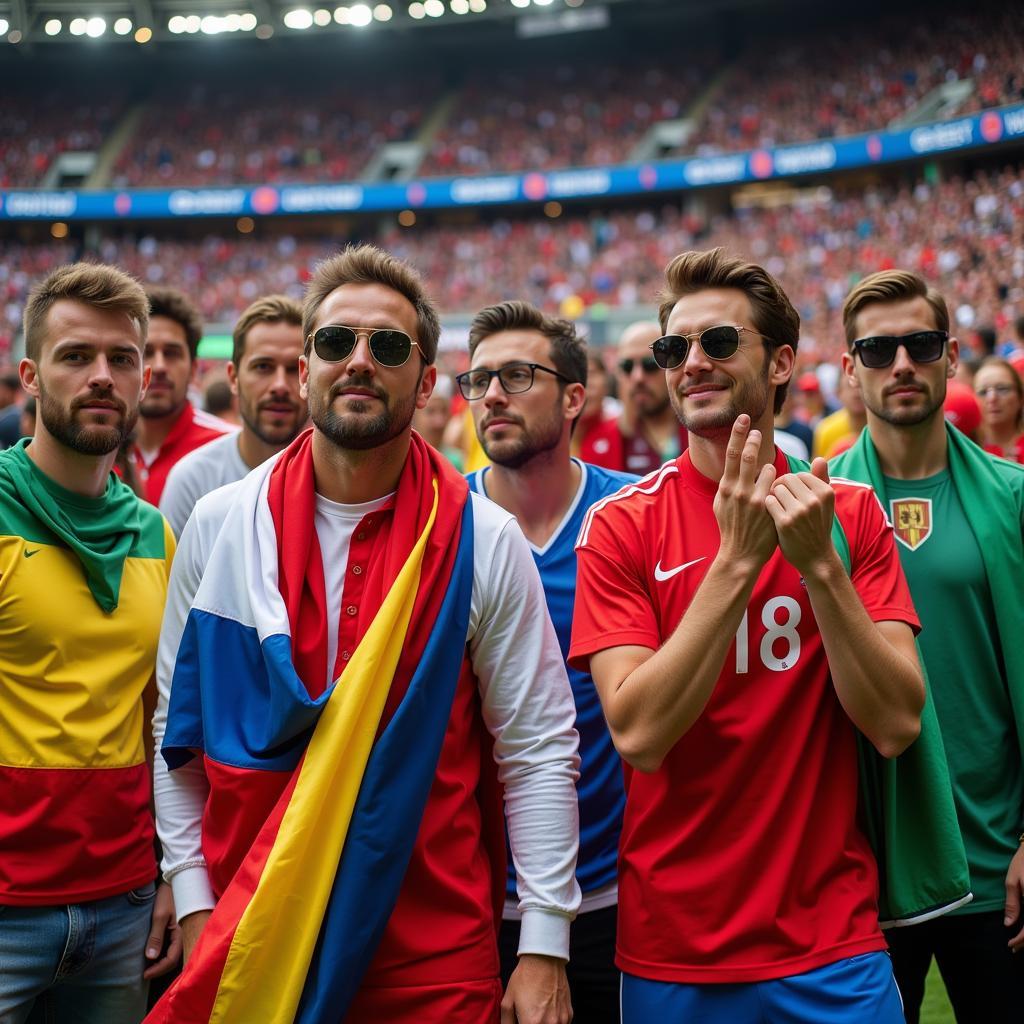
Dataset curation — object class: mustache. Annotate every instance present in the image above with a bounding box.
[73,390,127,415]
[480,412,525,431]
[328,377,387,402]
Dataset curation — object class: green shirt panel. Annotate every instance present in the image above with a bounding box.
[885,470,1022,913]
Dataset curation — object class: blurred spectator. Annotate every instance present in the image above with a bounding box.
[203,379,239,426]
[943,378,982,439]
[816,371,867,459]
[0,370,23,448]
[18,395,35,441]
[975,356,1024,462]
[581,321,687,474]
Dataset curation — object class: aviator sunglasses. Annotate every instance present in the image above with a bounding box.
[852,330,948,369]
[308,325,421,367]
[650,324,770,370]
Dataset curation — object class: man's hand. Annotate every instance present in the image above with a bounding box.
[713,415,778,572]
[1005,843,1024,951]
[180,909,214,965]
[143,882,182,979]
[765,457,837,577]
[500,953,572,1024]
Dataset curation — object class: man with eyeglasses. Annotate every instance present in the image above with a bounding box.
[459,300,637,1024]
[582,321,687,475]
[150,246,581,1024]
[570,248,925,1023]
[833,269,1024,1023]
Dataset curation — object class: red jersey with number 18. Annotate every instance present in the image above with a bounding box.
[569,447,919,984]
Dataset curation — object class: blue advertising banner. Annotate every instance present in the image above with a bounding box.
[2,103,1022,222]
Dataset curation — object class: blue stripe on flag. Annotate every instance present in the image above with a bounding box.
[163,611,329,772]
[295,499,475,1021]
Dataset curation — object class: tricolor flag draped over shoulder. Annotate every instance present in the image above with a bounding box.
[147,431,475,1024]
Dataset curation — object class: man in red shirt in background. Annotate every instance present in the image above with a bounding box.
[570,248,925,1023]
[581,321,686,474]
[132,287,234,505]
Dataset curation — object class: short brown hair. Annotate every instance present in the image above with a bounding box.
[146,286,204,361]
[23,262,149,362]
[976,355,1024,430]
[232,294,302,365]
[302,244,440,364]
[842,270,949,346]
[467,300,587,387]
[658,248,799,413]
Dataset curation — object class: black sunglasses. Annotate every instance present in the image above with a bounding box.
[852,330,948,369]
[650,325,769,370]
[456,362,571,401]
[308,325,421,367]
[618,356,661,375]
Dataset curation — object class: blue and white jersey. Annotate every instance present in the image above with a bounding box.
[468,459,637,905]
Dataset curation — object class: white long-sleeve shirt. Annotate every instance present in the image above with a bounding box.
[153,483,582,959]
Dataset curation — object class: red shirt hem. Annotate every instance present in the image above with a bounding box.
[0,865,157,907]
[616,933,887,984]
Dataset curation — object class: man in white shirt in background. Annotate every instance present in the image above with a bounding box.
[159,295,307,537]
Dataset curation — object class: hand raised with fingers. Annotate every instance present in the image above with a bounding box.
[765,457,836,576]
[713,415,779,573]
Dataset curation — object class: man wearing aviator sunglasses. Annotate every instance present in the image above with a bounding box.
[581,322,687,476]
[835,269,1024,1022]
[570,248,924,1024]
[152,246,581,1024]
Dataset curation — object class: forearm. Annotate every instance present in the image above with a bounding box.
[803,553,923,757]
[605,555,759,771]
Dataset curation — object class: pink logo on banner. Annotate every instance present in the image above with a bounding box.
[750,150,774,179]
[114,193,132,216]
[523,173,548,201]
[406,182,427,207]
[639,164,658,190]
[251,187,280,215]
[980,111,1004,143]
[867,135,883,161]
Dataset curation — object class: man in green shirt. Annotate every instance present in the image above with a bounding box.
[833,269,1024,1023]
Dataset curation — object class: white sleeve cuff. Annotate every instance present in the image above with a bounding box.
[517,908,573,961]
[167,864,217,921]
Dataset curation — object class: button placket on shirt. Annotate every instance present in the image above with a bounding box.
[335,516,376,670]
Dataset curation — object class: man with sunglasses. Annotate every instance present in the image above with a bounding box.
[570,248,924,1023]
[152,246,581,1024]
[582,322,687,475]
[834,269,1024,1023]
[460,301,638,1024]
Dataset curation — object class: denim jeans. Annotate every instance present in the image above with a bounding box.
[0,883,155,1024]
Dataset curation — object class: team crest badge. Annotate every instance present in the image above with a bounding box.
[890,498,932,551]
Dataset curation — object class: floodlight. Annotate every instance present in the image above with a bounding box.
[114,17,132,34]
[86,17,106,36]
[284,9,314,29]
[239,13,258,30]
[469,0,486,10]
[69,17,87,35]
[424,0,444,15]
[44,19,62,35]
[373,4,393,20]
[408,2,425,17]
[314,8,332,25]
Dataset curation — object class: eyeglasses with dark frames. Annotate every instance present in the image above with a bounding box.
[456,362,573,401]
[851,331,948,369]
[650,325,771,370]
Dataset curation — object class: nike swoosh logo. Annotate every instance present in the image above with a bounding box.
[23,549,40,558]
[653,556,706,582]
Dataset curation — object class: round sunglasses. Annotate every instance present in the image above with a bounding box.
[308,325,421,367]
[649,324,770,370]
[851,330,948,369]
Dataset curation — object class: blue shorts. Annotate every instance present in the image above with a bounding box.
[621,952,904,1024]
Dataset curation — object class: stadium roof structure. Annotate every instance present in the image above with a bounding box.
[0,0,867,48]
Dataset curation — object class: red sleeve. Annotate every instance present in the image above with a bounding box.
[569,505,660,671]
[835,482,921,632]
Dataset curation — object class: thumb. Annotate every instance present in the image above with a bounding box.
[1006,876,1021,927]
[811,457,830,484]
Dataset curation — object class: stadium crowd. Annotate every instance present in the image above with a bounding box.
[1,4,1021,190]
[3,161,1020,370]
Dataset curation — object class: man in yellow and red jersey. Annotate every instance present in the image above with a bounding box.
[0,263,180,1022]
